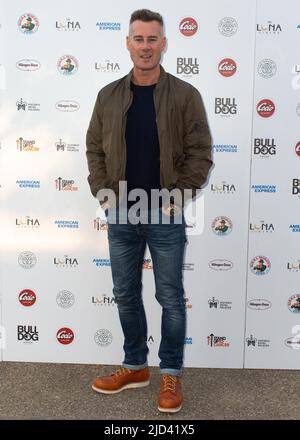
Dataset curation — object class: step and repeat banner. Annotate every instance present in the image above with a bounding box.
[0,0,298,368]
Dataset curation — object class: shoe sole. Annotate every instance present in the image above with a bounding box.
[92,379,150,394]
[158,404,182,413]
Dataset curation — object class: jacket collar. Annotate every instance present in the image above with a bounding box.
[125,65,167,90]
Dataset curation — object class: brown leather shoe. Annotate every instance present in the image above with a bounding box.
[158,374,183,413]
[92,367,150,394]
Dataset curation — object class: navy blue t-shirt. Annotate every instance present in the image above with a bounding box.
[125,82,161,209]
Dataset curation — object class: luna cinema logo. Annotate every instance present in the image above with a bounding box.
[54,255,78,268]
[55,19,81,31]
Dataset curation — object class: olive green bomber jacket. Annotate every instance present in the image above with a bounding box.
[86,65,213,207]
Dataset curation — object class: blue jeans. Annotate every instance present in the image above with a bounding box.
[106,207,187,376]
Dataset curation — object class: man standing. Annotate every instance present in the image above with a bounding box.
[86,9,212,413]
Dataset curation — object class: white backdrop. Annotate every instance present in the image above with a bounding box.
[0,0,299,369]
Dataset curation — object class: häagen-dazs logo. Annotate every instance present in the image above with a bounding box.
[55,100,80,112]
[16,59,40,71]
[18,14,39,34]
[209,259,233,270]
[247,299,272,310]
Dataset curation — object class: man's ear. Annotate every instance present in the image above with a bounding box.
[126,35,130,50]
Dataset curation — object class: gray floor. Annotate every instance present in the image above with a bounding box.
[0,362,299,420]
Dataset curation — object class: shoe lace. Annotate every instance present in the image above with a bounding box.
[162,375,177,392]
[111,367,131,377]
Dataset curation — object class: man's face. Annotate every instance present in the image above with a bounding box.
[127,20,166,71]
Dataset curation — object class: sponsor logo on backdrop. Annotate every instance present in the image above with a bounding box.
[251,184,276,193]
[55,138,79,152]
[57,328,74,345]
[17,325,39,342]
[210,182,236,194]
[292,62,300,90]
[55,100,80,112]
[56,19,81,31]
[93,217,108,231]
[19,289,36,307]
[209,259,233,271]
[94,329,113,347]
[253,138,276,157]
[246,334,270,347]
[16,137,39,152]
[184,296,192,310]
[218,17,238,36]
[257,22,282,34]
[55,177,78,191]
[58,55,78,75]
[179,18,198,36]
[285,337,300,348]
[96,22,121,31]
[16,180,40,189]
[289,224,300,233]
[16,98,40,111]
[18,251,37,269]
[182,263,195,271]
[287,260,300,272]
[16,59,40,71]
[16,216,40,228]
[212,216,232,236]
[93,258,111,267]
[256,99,275,117]
[215,97,237,116]
[249,221,274,233]
[54,255,78,268]
[177,57,199,76]
[208,297,232,310]
[218,58,237,77]
[292,178,300,196]
[56,290,75,308]
[296,103,300,117]
[143,258,153,269]
[95,60,120,73]
[257,59,277,78]
[18,14,39,34]
[92,295,116,307]
[54,220,79,229]
[207,334,230,347]
[250,256,271,276]
[213,144,238,153]
[295,141,300,157]
[184,337,192,345]
[288,294,300,313]
[247,299,272,310]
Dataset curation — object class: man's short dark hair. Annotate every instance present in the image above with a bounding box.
[130,9,164,27]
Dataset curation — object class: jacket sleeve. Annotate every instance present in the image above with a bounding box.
[86,91,107,199]
[175,87,213,203]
